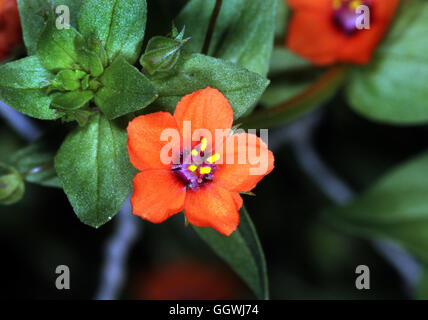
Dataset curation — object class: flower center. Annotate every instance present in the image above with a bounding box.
[332,0,371,36]
[172,138,220,190]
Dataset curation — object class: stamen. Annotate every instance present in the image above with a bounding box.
[199,166,212,175]
[200,138,208,152]
[188,165,197,172]
[206,153,220,164]
[349,0,362,10]
[191,149,198,157]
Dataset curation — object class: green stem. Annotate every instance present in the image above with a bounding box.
[202,0,223,55]
[240,65,350,129]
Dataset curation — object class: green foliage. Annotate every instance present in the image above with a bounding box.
[78,0,147,64]
[0,56,59,120]
[55,114,135,228]
[9,141,61,188]
[193,206,269,300]
[176,0,276,76]
[347,0,428,124]
[17,0,83,55]
[95,57,158,120]
[149,52,269,119]
[0,164,25,205]
[37,22,85,72]
[323,151,428,266]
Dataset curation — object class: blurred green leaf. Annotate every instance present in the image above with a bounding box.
[78,0,147,64]
[416,269,428,299]
[9,141,61,188]
[95,57,158,120]
[17,0,83,55]
[149,52,269,119]
[261,48,316,107]
[176,0,276,76]
[193,206,269,300]
[323,151,428,266]
[0,163,25,205]
[347,0,428,124]
[55,114,134,227]
[0,56,59,120]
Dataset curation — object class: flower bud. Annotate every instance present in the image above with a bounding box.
[140,27,190,75]
[0,164,24,205]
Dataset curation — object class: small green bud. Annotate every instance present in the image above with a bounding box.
[140,27,190,75]
[50,69,87,92]
[0,164,25,205]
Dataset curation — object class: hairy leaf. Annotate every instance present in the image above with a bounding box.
[0,56,59,120]
[193,206,269,300]
[55,114,134,227]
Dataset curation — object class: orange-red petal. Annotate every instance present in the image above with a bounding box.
[173,87,234,149]
[286,11,343,65]
[214,133,274,193]
[127,112,180,171]
[131,169,186,223]
[288,0,331,11]
[184,184,240,236]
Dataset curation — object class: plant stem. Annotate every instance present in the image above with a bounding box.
[240,65,349,129]
[202,0,223,55]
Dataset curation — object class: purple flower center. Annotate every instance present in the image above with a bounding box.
[171,138,218,190]
[332,0,371,36]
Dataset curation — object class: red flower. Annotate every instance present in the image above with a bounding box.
[133,260,244,300]
[127,87,274,236]
[0,0,21,61]
[285,0,399,65]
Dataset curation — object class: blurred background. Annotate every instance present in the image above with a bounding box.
[1,0,426,299]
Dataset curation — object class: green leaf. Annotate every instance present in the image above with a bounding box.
[260,48,316,108]
[9,141,61,188]
[55,114,134,228]
[193,206,269,300]
[347,0,428,124]
[78,0,147,64]
[176,0,276,76]
[0,56,60,120]
[214,0,276,76]
[322,151,428,266]
[149,52,269,119]
[95,57,158,120]
[17,0,83,55]
[52,90,94,110]
[37,21,85,72]
[176,0,245,54]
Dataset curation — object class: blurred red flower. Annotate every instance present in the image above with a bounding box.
[285,0,399,65]
[133,260,244,300]
[0,0,21,61]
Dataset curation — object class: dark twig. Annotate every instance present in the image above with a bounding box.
[202,0,223,55]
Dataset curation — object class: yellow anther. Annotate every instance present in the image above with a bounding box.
[200,138,208,152]
[332,0,342,9]
[191,149,198,157]
[349,0,362,10]
[206,153,220,164]
[188,165,197,172]
[199,166,211,175]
